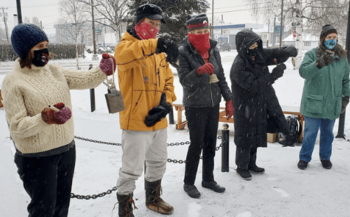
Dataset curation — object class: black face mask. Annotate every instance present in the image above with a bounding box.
[32,48,49,67]
[248,47,258,57]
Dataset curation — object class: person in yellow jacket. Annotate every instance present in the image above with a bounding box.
[113,3,178,217]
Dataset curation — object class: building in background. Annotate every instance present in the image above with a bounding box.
[213,23,284,50]
[283,34,318,50]
[54,22,127,48]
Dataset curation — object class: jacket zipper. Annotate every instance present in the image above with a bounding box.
[188,88,200,99]
[200,52,215,107]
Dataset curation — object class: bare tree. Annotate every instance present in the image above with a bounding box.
[248,0,349,42]
[78,0,130,42]
[0,26,6,42]
[59,0,90,69]
[24,16,30,24]
[32,17,41,27]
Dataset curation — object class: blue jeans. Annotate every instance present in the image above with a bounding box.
[299,116,335,162]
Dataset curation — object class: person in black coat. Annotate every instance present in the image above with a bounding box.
[230,29,298,180]
[178,14,233,198]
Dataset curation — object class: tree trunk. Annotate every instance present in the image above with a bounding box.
[294,0,303,69]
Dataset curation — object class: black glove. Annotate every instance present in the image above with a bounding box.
[156,38,179,63]
[341,96,349,114]
[144,93,172,127]
[275,46,298,63]
[316,53,335,69]
[271,64,286,80]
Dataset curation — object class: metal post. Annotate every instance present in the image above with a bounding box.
[16,0,22,24]
[336,112,346,139]
[273,16,276,46]
[336,1,350,139]
[279,0,284,48]
[221,124,229,172]
[90,89,96,112]
[169,106,174,124]
[91,0,98,60]
[88,65,96,112]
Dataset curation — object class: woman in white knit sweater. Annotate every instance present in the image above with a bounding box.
[2,23,115,217]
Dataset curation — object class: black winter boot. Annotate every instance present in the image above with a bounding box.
[297,160,308,170]
[145,179,174,215]
[321,160,332,169]
[202,181,225,193]
[117,193,136,217]
[248,164,265,173]
[236,168,252,181]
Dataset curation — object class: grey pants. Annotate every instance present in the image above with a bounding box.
[117,129,168,195]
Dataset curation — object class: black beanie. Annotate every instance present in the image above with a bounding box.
[320,24,337,38]
[11,24,48,60]
[135,3,166,24]
[186,14,209,31]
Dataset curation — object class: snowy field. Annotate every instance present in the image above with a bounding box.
[1,51,350,217]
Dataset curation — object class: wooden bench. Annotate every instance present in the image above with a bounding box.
[173,103,304,143]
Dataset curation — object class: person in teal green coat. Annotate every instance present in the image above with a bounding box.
[297,24,350,170]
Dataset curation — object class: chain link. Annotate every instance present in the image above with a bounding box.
[5,115,226,200]
[216,143,223,151]
[74,136,122,146]
[71,187,117,200]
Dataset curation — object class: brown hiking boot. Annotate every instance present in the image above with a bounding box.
[145,179,174,215]
[116,193,137,217]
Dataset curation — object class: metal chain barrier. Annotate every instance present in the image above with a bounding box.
[74,136,122,146]
[5,122,224,199]
[71,186,117,200]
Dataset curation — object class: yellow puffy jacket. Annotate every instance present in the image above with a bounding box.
[114,31,176,131]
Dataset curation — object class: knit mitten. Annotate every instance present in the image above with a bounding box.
[41,103,72,125]
[99,53,116,75]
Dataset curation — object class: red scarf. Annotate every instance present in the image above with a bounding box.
[134,21,159,40]
[188,32,210,56]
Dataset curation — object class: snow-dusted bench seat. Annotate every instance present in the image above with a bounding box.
[173,104,304,143]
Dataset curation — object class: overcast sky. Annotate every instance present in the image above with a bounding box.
[0,0,260,35]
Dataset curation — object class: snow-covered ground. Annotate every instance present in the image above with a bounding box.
[1,51,350,217]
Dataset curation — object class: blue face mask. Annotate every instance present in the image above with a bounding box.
[324,39,337,50]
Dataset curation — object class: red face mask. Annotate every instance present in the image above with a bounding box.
[134,20,159,40]
[188,32,210,55]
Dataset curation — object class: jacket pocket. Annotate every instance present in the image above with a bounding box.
[335,96,342,115]
[188,87,200,99]
[132,91,145,114]
[305,94,323,114]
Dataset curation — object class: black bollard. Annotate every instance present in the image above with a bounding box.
[336,111,346,139]
[88,64,96,112]
[90,88,96,112]
[169,106,175,124]
[221,124,229,172]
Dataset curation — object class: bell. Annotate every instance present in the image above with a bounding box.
[209,74,219,83]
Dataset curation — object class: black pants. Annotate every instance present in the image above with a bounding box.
[184,105,219,185]
[14,146,76,217]
[235,145,258,169]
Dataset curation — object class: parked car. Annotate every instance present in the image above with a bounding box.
[105,46,113,53]
[97,46,113,54]
[217,42,232,51]
[86,45,93,53]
